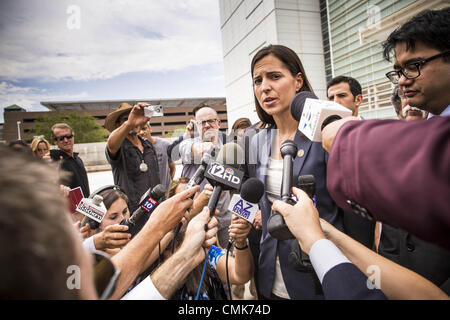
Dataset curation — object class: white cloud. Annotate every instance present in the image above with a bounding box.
[0,0,224,82]
[0,81,89,122]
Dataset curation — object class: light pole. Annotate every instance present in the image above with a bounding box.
[17,121,21,140]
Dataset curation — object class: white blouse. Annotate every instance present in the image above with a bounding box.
[265,157,291,299]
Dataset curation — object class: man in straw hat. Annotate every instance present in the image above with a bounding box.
[105,102,161,236]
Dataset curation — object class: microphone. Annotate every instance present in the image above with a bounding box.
[225,177,264,300]
[77,195,107,227]
[297,174,315,202]
[288,175,317,273]
[267,140,298,240]
[204,142,245,216]
[290,91,352,141]
[172,148,216,241]
[185,149,216,190]
[228,178,265,224]
[120,184,166,232]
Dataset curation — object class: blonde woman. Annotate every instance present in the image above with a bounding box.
[31,136,50,159]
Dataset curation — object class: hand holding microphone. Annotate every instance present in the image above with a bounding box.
[120,184,166,236]
[272,186,325,255]
[229,215,252,248]
[227,177,265,247]
[204,142,245,216]
[148,185,199,235]
[93,224,132,251]
[172,149,216,240]
[189,184,213,220]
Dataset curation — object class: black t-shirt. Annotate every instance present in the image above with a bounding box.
[50,149,90,197]
[106,137,161,235]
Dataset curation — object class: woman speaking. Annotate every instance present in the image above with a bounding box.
[246,44,343,299]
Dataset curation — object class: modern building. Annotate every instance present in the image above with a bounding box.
[321,0,449,119]
[219,0,449,123]
[219,0,328,125]
[2,97,227,143]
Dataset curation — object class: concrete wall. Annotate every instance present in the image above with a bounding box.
[72,142,109,172]
[71,138,179,172]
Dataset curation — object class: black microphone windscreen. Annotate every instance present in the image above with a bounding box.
[290,91,318,121]
[215,142,244,169]
[150,184,166,200]
[240,178,265,204]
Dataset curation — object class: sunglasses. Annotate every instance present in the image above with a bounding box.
[93,250,121,300]
[54,134,74,142]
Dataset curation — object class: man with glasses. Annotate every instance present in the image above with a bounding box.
[321,8,450,252]
[50,123,90,198]
[178,104,232,248]
[179,104,224,175]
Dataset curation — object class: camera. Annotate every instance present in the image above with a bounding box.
[144,105,163,117]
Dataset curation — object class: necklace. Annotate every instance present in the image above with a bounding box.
[139,160,148,172]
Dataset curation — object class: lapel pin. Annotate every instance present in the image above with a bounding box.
[297,149,305,158]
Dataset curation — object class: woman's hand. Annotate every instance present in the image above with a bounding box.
[229,214,252,248]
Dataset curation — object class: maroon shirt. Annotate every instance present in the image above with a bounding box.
[327,117,450,250]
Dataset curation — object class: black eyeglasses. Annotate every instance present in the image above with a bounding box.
[196,118,218,126]
[55,134,74,141]
[386,50,450,84]
[93,250,121,300]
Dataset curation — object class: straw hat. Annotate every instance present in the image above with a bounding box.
[104,102,133,132]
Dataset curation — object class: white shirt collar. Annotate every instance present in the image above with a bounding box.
[427,105,450,119]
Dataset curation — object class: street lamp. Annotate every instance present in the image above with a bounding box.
[17,121,21,140]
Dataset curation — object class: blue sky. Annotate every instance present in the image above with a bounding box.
[0,0,225,123]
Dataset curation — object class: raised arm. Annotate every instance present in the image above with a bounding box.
[216,214,254,285]
[109,186,199,299]
[150,207,216,299]
[107,103,150,156]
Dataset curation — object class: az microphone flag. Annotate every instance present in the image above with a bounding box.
[228,194,259,224]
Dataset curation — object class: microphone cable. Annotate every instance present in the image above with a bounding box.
[226,240,234,300]
[195,247,208,300]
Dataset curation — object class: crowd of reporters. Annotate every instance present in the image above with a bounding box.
[0,8,449,300]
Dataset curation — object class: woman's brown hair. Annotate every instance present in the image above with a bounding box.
[250,44,314,126]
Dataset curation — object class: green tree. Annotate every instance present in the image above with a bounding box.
[166,126,186,138]
[31,111,109,143]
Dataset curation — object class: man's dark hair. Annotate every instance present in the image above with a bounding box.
[0,145,81,299]
[327,75,362,98]
[382,8,450,62]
